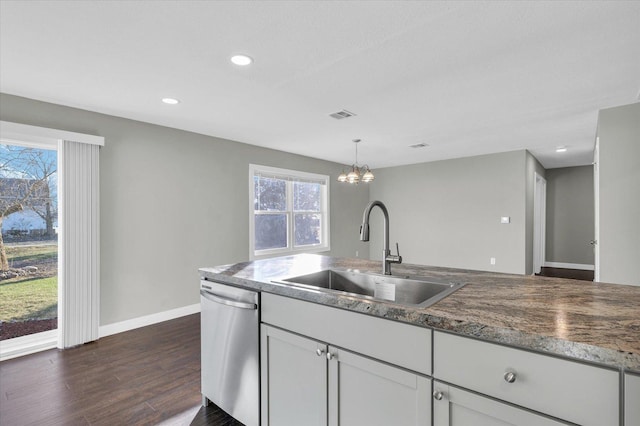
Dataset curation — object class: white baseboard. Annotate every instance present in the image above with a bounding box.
[544,262,595,271]
[99,303,201,338]
[0,329,58,362]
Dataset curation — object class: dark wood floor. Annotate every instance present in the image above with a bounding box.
[0,314,243,426]
[537,266,594,281]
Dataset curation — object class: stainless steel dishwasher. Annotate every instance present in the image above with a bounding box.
[200,279,259,426]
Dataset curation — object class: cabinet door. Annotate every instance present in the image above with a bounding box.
[433,382,569,426]
[329,347,431,426]
[626,373,640,426]
[261,325,327,426]
[434,331,619,426]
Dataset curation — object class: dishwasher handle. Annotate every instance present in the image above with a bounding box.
[200,289,257,310]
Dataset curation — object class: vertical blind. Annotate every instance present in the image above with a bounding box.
[58,140,100,348]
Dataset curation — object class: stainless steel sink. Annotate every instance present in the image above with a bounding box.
[276,269,466,308]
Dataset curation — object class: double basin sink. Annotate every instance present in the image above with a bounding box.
[275,269,466,308]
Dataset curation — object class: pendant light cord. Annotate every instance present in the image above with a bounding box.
[355,141,359,166]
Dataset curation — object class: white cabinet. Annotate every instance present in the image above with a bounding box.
[626,373,640,426]
[328,346,431,426]
[259,293,624,426]
[434,331,620,426]
[433,382,567,426]
[261,293,432,426]
[260,325,327,426]
[261,324,430,426]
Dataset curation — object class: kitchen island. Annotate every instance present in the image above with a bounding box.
[200,253,640,371]
[200,254,640,426]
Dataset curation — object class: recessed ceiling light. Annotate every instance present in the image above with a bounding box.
[162,98,180,105]
[556,147,568,153]
[231,54,253,66]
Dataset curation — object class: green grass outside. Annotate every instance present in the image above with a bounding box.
[5,244,57,265]
[0,276,58,321]
[1,244,58,321]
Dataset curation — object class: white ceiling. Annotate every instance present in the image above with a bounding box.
[1,1,639,169]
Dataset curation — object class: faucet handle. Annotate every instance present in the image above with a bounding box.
[386,243,402,264]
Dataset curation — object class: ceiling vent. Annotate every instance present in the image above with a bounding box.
[409,143,429,148]
[329,110,356,120]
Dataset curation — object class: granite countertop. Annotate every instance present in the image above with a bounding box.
[199,254,640,373]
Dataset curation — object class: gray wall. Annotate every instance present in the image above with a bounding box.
[597,102,640,286]
[0,93,370,325]
[368,150,530,274]
[545,166,594,265]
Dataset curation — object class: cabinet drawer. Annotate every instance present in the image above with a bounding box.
[262,293,431,375]
[434,331,619,426]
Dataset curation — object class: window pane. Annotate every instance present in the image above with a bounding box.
[294,214,321,246]
[255,214,287,250]
[0,144,58,340]
[254,176,286,211]
[293,182,321,211]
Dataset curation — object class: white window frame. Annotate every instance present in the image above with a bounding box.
[249,164,330,259]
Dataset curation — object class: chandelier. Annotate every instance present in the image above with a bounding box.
[337,139,374,184]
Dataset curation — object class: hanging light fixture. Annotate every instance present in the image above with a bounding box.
[337,139,374,184]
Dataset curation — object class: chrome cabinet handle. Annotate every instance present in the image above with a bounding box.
[326,352,335,360]
[433,390,444,401]
[316,348,325,357]
[504,371,517,383]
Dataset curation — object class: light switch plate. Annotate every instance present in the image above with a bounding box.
[500,216,510,224]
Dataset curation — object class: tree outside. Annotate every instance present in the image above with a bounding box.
[0,144,58,340]
[253,176,323,250]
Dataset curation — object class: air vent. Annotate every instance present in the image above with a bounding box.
[329,110,356,120]
[409,143,429,148]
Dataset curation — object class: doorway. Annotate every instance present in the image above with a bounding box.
[533,172,546,275]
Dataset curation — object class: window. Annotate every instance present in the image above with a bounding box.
[250,164,329,259]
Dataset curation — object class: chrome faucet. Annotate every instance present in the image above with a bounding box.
[359,200,402,275]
